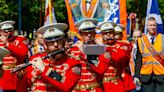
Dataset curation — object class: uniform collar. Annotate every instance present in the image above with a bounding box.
[147,33,156,42]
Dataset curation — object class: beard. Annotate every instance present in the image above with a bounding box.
[103,37,115,45]
[107,39,115,45]
[50,51,65,61]
[84,38,95,44]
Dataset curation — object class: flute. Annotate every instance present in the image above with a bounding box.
[11,48,65,73]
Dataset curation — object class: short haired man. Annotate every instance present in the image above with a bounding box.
[135,17,164,92]
[29,32,46,57]
[132,30,142,43]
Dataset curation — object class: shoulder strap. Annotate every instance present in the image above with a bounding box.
[137,37,144,53]
[141,35,152,50]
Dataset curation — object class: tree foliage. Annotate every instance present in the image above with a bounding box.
[0,0,8,20]
[54,0,67,23]
[127,0,164,23]
[0,0,164,35]
[158,0,164,21]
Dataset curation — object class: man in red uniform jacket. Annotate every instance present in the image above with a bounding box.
[21,23,82,92]
[67,18,103,92]
[0,20,28,91]
[90,21,135,92]
[114,23,137,92]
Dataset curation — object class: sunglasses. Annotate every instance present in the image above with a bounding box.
[46,37,64,45]
[44,36,63,42]
[80,31,96,36]
[2,28,14,32]
[102,31,114,35]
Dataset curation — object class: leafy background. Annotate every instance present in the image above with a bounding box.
[0,0,164,37]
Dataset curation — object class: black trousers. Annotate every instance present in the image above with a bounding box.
[142,74,164,92]
[2,90,16,92]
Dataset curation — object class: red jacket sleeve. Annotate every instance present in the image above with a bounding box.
[6,37,28,57]
[110,47,130,69]
[41,66,81,92]
[16,74,29,92]
[90,54,110,75]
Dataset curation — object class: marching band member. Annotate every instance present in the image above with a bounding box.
[68,18,103,92]
[0,20,28,91]
[23,23,81,91]
[90,21,135,92]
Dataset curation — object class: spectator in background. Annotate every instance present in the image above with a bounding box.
[29,32,46,57]
[132,30,142,43]
[130,30,142,92]
[135,17,164,92]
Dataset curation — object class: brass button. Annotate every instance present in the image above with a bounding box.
[86,84,90,89]
[80,84,86,90]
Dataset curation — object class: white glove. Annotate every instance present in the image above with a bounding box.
[30,57,45,72]
[133,77,140,84]
[104,52,111,60]
[133,77,141,90]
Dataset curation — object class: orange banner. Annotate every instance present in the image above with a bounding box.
[119,0,127,40]
[65,0,82,40]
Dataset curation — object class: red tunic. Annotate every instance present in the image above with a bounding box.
[0,36,28,90]
[0,40,4,64]
[68,46,103,92]
[91,41,135,92]
[24,53,81,92]
[120,41,136,91]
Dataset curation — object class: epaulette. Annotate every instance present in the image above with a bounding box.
[69,50,81,60]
